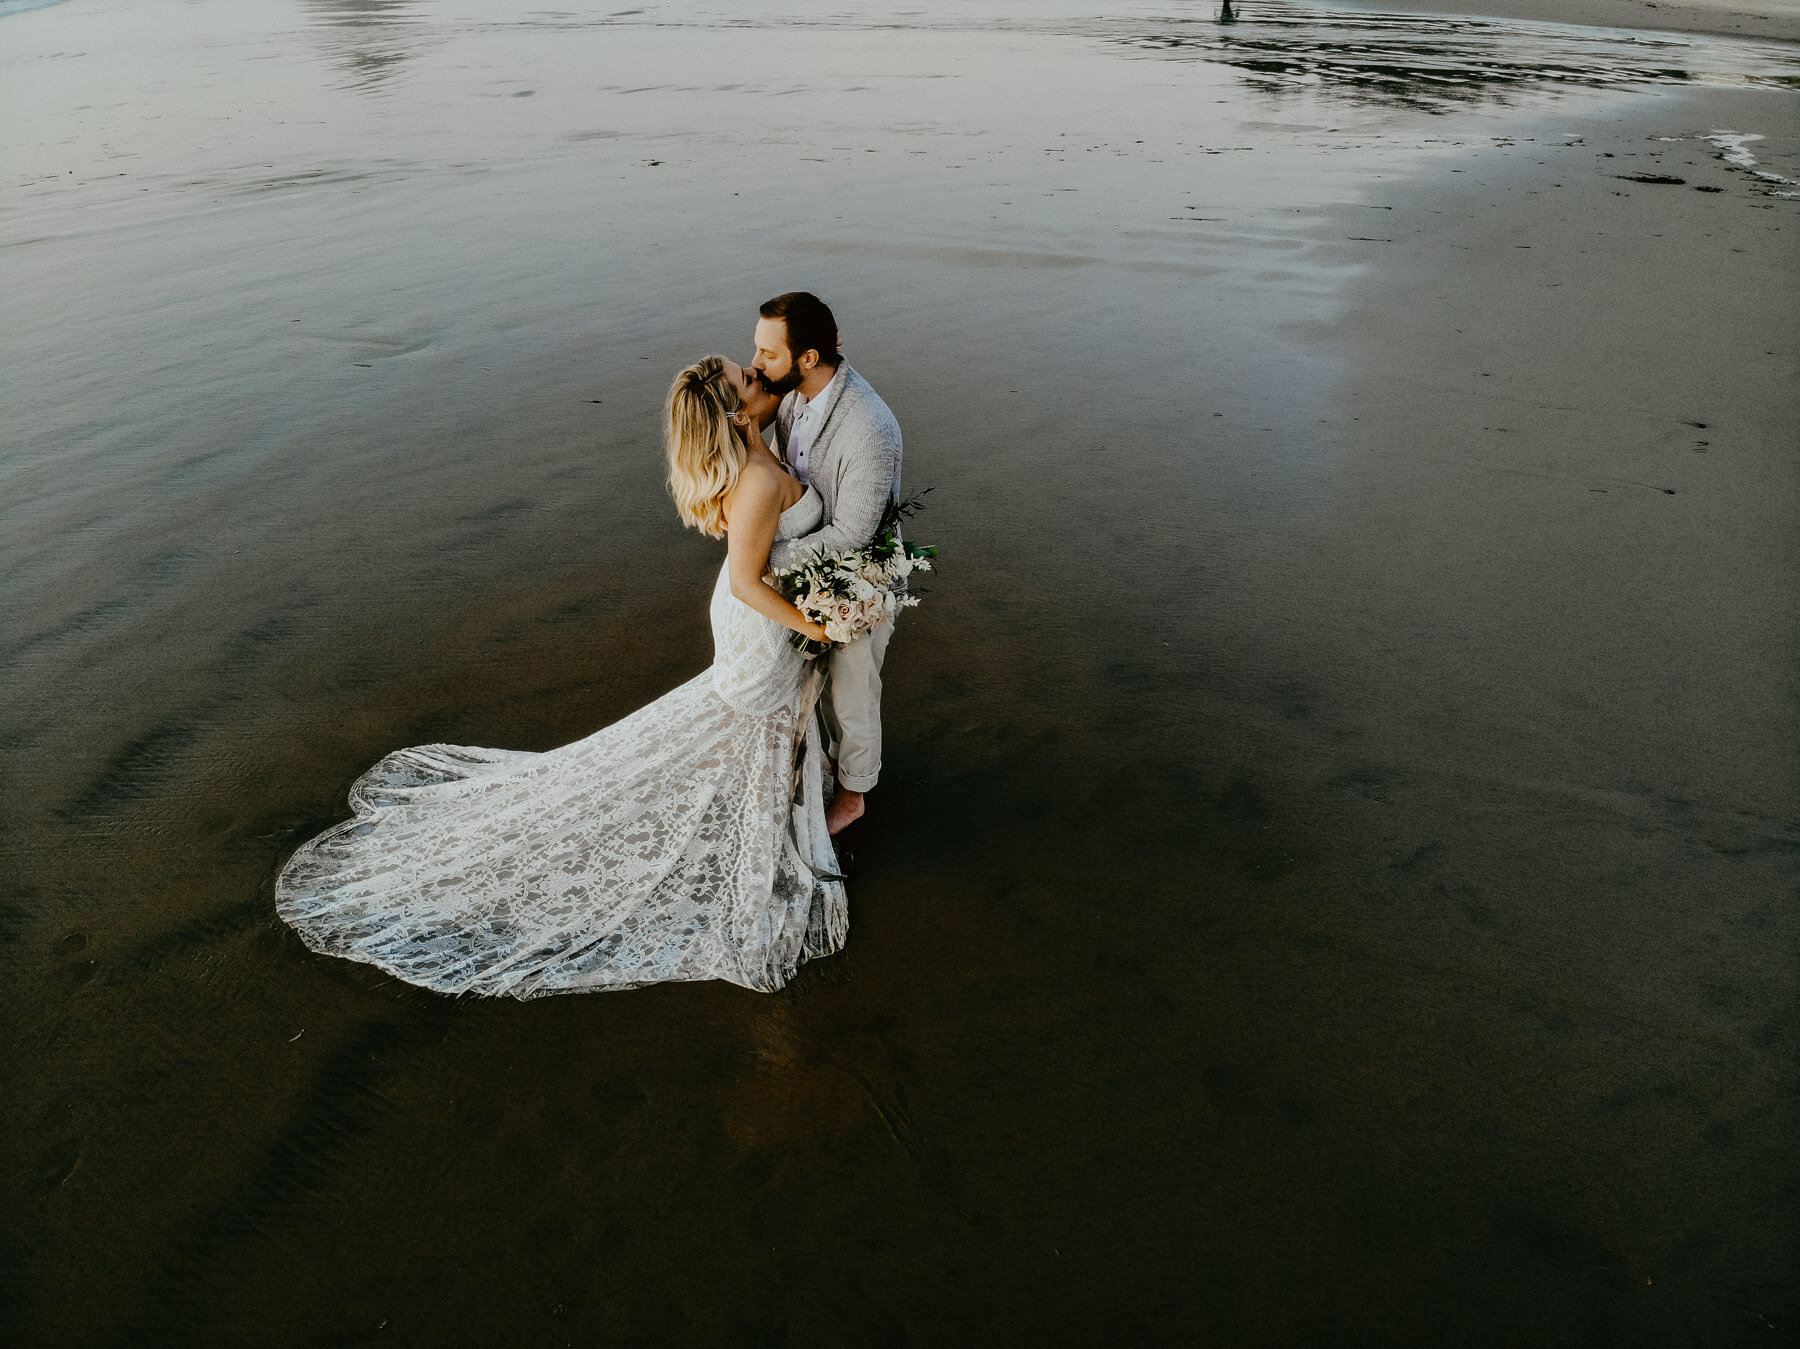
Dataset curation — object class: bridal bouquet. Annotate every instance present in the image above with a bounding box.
[773,493,938,658]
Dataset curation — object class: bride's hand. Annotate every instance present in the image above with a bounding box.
[800,618,830,643]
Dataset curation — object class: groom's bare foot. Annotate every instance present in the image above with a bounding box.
[826,788,866,836]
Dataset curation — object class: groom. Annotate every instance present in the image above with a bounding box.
[752,291,903,836]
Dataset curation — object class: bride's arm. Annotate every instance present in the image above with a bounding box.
[724,471,830,642]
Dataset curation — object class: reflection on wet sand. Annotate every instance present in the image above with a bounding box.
[1118,2,1799,110]
[477,1,1800,110]
[301,0,424,91]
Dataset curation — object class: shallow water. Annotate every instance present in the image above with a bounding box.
[3,1,1797,1343]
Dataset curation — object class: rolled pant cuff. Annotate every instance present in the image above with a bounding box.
[836,768,880,794]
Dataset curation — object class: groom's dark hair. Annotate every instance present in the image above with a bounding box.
[760,291,840,370]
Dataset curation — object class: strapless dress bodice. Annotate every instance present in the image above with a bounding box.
[708,481,819,715]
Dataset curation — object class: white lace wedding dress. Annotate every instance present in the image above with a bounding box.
[276,486,846,996]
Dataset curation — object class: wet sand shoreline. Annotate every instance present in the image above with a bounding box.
[1259,83,1799,1333]
[4,1,1796,1343]
[1342,0,1800,45]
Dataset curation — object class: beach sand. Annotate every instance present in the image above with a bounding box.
[1350,0,1800,44]
[3,1,1796,1343]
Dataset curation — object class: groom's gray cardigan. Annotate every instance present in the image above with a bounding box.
[766,363,903,572]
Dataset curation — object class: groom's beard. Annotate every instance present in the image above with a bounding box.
[759,365,802,397]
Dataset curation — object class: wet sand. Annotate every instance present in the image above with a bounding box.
[4,1,1797,1344]
[1349,0,1800,44]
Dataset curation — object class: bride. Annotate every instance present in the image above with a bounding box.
[275,356,848,997]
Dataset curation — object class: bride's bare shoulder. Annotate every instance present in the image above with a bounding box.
[722,459,791,529]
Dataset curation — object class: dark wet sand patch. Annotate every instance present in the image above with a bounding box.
[3,2,1796,1344]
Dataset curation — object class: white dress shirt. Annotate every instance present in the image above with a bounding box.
[784,366,842,485]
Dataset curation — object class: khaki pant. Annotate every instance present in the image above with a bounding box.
[822,618,893,794]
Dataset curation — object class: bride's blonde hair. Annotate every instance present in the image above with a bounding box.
[664,355,746,539]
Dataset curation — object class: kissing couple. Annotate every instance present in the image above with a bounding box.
[276,291,910,997]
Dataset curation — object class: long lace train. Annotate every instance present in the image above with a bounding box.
[276,488,847,996]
